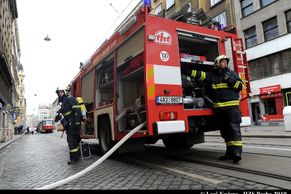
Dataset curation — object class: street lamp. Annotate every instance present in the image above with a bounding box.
[44,35,51,41]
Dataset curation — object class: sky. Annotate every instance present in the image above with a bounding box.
[17,0,142,115]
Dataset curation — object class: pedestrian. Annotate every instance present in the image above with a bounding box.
[35,128,40,135]
[54,87,82,165]
[26,127,30,135]
[189,55,244,163]
[19,125,23,135]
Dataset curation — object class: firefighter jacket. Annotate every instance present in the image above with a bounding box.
[57,95,82,125]
[190,67,244,109]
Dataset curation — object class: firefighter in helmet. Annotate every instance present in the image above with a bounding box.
[189,54,244,163]
[55,86,82,165]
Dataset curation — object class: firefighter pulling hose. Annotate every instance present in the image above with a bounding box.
[36,122,145,190]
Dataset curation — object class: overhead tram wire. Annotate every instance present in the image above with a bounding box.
[95,0,138,48]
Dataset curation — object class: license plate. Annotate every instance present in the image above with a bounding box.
[156,96,183,105]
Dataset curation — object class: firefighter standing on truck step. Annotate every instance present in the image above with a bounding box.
[55,87,82,165]
[188,55,244,163]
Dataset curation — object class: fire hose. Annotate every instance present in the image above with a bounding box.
[36,122,146,190]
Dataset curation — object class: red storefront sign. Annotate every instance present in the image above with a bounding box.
[259,84,281,95]
[260,84,282,99]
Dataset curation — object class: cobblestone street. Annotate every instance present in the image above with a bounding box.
[0,132,284,190]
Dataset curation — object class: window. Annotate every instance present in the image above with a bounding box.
[286,10,291,33]
[249,49,291,81]
[244,26,257,48]
[263,17,278,41]
[282,49,291,73]
[260,0,275,7]
[241,0,254,17]
[264,98,276,115]
[166,0,175,10]
[154,4,162,15]
[213,12,227,27]
[286,92,291,106]
[210,0,222,7]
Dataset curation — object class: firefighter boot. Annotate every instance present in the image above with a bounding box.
[219,147,233,161]
[67,160,79,165]
[67,151,80,165]
[232,149,242,164]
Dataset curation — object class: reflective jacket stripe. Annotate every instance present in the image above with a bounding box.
[191,70,206,81]
[70,147,80,153]
[191,70,197,78]
[64,111,72,116]
[199,72,206,81]
[214,100,240,108]
[233,81,244,89]
[212,83,229,89]
[72,105,81,109]
[226,141,243,147]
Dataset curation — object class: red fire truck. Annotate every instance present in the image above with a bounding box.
[69,4,251,154]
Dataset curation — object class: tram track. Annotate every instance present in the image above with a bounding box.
[194,147,291,159]
[165,155,291,183]
[131,145,291,189]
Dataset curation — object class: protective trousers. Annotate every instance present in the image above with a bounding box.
[214,106,243,156]
[66,122,81,161]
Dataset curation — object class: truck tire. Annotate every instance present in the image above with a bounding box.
[98,117,114,155]
[162,133,195,149]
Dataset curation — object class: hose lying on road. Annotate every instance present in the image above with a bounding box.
[36,122,146,190]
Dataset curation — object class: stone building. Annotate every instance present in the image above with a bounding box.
[0,0,23,142]
[150,0,236,28]
[234,0,291,125]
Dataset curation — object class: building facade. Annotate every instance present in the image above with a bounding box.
[37,105,52,121]
[234,0,291,125]
[0,0,23,142]
[150,0,236,29]
[16,63,26,127]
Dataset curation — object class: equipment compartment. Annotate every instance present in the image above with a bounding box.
[178,32,219,110]
[116,53,146,131]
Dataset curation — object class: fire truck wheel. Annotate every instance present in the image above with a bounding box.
[98,117,114,155]
[162,134,195,150]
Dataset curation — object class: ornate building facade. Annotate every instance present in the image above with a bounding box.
[0,0,24,142]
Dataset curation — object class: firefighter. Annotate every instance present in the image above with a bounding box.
[189,55,244,163]
[55,87,82,165]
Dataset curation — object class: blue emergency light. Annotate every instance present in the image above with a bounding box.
[144,0,151,10]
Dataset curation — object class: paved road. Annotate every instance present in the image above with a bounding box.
[0,132,284,190]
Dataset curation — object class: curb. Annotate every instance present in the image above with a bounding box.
[0,135,24,151]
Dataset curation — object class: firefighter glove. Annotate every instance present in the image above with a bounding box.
[54,114,62,122]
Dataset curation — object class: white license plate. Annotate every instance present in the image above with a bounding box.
[156,96,183,105]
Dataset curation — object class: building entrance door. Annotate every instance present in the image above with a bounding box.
[251,102,261,125]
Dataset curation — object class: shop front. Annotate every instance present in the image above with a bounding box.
[259,84,284,122]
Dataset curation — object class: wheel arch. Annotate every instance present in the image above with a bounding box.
[95,106,115,141]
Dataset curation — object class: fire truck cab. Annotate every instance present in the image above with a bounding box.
[69,4,251,154]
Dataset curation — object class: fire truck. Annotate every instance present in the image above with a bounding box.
[69,4,251,154]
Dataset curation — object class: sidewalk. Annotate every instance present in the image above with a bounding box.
[0,134,24,151]
[205,125,291,138]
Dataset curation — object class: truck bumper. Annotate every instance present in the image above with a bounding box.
[153,120,185,135]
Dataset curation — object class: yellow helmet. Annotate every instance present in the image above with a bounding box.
[76,97,84,104]
[215,55,230,65]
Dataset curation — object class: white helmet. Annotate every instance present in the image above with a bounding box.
[55,86,67,95]
[215,55,230,65]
